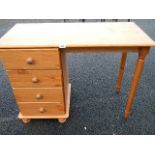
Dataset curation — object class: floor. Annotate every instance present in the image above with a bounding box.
[0,19,155,135]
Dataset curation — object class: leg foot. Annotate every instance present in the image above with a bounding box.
[124,110,130,119]
[21,118,31,124]
[58,118,67,123]
[116,88,121,94]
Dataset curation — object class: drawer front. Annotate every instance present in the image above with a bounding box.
[14,88,64,102]
[0,48,61,69]
[19,102,65,116]
[7,69,62,88]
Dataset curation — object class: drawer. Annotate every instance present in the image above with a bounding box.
[7,69,62,88]
[19,102,65,116]
[13,88,64,102]
[0,48,61,69]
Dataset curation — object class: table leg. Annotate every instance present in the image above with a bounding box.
[124,47,149,118]
[116,52,127,93]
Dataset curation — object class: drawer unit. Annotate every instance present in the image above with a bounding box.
[0,49,61,69]
[0,48,70,123]
[13,88,64,103]
[19,102,65,116]
[7,70,62,88]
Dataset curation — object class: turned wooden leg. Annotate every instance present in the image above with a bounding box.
[21,118,31,124]
[124,47,149,119]
[58,118,67,123]
[116,52,127,93]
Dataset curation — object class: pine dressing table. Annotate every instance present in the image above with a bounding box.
[0,22,154,123]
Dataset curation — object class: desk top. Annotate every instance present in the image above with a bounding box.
[0,22,155,48]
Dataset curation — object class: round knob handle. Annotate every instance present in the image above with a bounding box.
[32,77,38,83]
[26,57,33,64]
[36,93,42,99]
[39,107,46,113]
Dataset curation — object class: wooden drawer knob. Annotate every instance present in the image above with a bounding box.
[32,77,38,83]
[36,93,42,99]
[26,57,33,64]
[39,107,46,113]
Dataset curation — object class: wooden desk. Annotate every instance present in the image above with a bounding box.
[0,22,154,123]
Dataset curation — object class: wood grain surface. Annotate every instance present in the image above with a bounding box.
[0,22,154,48]
[7,69,62,87]
[13,88,64,103]
[0,48,61,69]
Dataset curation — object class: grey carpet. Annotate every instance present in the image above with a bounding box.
[0,19,155,135]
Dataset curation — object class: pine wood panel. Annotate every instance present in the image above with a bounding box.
[60,50,69,107]
[19,102,65,116]
[7,69,62,88]
[0,48,61,69]
[13,88,64,103]
[0,22,154,48]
